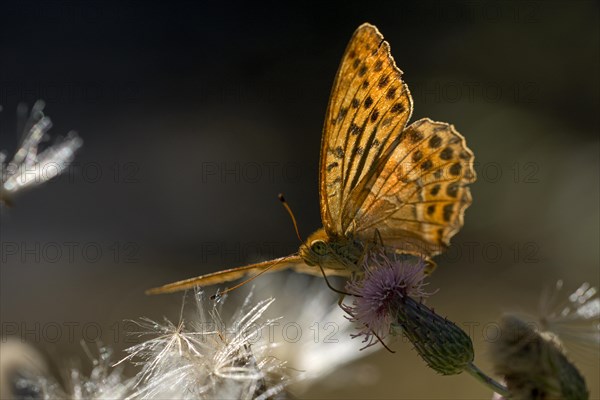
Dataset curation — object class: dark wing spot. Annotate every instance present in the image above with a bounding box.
[437,229,444,240]
[434,169,443,179]
[459,151,471,160]
[430,184,441,195]
[353,59,360,69]
[334,146,344,159]
[351,98,359,108]
[412,150,423,163]
[373,139,380,147]
[390,103,405,114]
[443,204,454,222]
[398,130,407,143]
[348,50,356,59]
[370,109,379,122]
[446,182,459,198]
[378,76,389,88]
[421,159,433,170]
[440,147,454,160]
[427,205,436,215]
[387,87,397,99]
[374,60,383,71]
[326,162,338,172]
[429,135,442,148]
[337,107,348,123]
[348,123,361,136]
[364,96,373,109]
[362,80,369,89]
[449,162,462,176]
[381,117,392,127]
[410,130,424,143]
[358,65,368,77]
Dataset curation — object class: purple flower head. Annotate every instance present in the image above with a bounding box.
[342,249,431,349]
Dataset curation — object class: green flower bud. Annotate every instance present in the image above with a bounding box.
[490,314,588,400]
[392,296,474,375]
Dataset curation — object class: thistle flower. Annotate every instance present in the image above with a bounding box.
[15,345,133,400]
[0,100,82,206]
[7,290,295,400]
[120,289,292,399]
[538,280,600,359]
[342,248,477,377]
[489,281,598,399]
[0,339,49,399]
[490,314,589,400]
[342,249,430,349]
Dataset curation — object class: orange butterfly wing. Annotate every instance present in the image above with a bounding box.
[320,23,413,236]
[320,23,476,257]
[146,255,351,295]
[346,118,476,257]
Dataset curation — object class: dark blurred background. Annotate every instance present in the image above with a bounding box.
[1,1,598,398]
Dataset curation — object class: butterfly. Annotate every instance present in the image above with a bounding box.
[146,23,476,295]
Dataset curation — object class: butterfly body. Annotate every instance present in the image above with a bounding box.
[300,228,365,273]
[146,23,476,296]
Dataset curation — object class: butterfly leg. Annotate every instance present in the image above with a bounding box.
[316,263,357,297]
[374,228,385,247]
[355,228,386,269]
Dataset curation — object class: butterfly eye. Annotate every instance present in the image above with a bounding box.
[310,240,327,256]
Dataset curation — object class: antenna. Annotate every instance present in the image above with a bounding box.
[278,193,303,243]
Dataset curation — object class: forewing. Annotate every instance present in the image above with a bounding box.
[320,23,413,235]
[146,256,304,295]
[145,255,349,295]
[346,118,476,257]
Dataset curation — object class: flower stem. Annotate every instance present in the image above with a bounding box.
[466,362,510,398]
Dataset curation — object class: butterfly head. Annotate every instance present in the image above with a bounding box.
[299,228,334,267]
